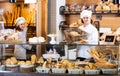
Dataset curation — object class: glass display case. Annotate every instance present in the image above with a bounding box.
[0,0,119,76]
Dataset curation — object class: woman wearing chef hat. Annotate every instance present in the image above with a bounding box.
[77,10,99,61]
[14,17,32,59]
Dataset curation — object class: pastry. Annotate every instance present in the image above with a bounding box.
[70,31,80,36]
[31,54,37,64]
[26,60,32,65]
[103,5,110,13]
[10,57,17,64]
[110,4,118,13]
[18,61,26,65]
[37,57,44,64]
[95,5,102,13]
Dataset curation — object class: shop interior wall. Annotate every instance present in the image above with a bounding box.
[65,0,120,31]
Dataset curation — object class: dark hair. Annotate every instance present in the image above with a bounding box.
[15,25,23,31]
[81,19,93,24]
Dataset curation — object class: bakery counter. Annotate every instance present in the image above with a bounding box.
[0,72,118,76]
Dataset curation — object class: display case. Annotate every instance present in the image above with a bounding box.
[0,0,119,76]
[0,43,119,76]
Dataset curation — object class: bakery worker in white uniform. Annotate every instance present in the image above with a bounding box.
[77,10,99,61]
[14,17,32,59]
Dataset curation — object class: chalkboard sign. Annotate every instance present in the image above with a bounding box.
[105,36,115,42]
[103,34,116,45]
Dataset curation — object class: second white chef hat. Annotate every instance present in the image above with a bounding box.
[15,17,26,26]
[80,10,92,19]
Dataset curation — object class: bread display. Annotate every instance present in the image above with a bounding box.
[95,5,102,13]
[84,63,96,70]
[37,57,44,64]
[28,36,45,43]
[69,3,81,12]
[103,5,110,13]
[17,61,26,65]
[5,57,18,65]
[95,61,116,69]
[69,22,80,28]
[1,48,118,74]
[95,0,119,13]
[0,29,22,43]
[64,27,88,43]
[88,48,117,69]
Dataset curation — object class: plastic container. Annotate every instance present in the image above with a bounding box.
[52,68,66,73]
[84,69,100,75]
[36,67,50,73]
[68,69,83,74]
[101,69,117,74]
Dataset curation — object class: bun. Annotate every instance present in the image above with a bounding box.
[26,60,32,65]
[18,61,26,65]
[31,54,37,64]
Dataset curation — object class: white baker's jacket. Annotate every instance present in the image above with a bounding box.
[14,27,32,59]
[77,24,98,58]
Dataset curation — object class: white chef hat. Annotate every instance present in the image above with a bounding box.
[80,10,92,19]
[15,17,26,26]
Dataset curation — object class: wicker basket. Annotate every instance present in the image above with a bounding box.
[64,28,88,43]
[19,65,34,73]
[5,65,19,72]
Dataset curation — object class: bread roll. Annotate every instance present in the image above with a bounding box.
[95,5,102,12]
[26,60,32,65]
[10,57,17,64]
[31,54,37,64]
[18,61,26,65]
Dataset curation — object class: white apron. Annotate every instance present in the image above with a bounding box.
[14,28,31,59]
[77,24,98,58]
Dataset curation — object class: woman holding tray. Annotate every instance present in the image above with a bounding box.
[77,10,99,61]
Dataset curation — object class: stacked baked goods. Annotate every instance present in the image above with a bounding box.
[84,63,100,74]
[2,48,118,74]
[28,36,45,43]
[3,55,37,72]
[4,57,19,72]
[95,5,102,13]
[18,55,36,73]
[88,48,117,74]
[0,29,22,43]
[64,27,88,43]
[95,0,119,13]
[88,48,116,68]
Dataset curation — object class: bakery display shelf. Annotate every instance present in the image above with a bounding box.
[0,72,119,76]
[60,10,119,15]
[59,5,120,15]
[0,40,23,44]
